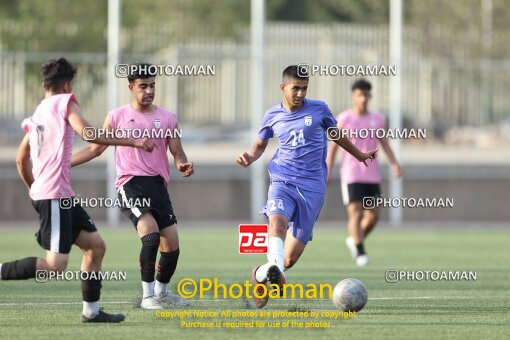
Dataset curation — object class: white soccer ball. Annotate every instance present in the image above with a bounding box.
[332,278,368,312]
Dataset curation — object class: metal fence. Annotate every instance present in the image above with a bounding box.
[1,23,509,143]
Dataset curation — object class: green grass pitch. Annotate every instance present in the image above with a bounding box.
[0,226,509,339]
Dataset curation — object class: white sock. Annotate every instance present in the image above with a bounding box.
[154,280,168,296]
[267,237,285,271]
[82,301,99,318]
[255,263,271,282]
[255,237,285,282]
[142,281,155,298]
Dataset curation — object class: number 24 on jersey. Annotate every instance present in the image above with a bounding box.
[290,129,305,146]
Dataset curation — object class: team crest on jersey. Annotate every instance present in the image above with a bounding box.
[154,118,161,128]
[304,115,312,126]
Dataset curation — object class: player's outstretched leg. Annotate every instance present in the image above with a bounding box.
[136,213,163,310]
[75,230,125,323]
[252,214,287,308]
[346,202,368,266]
[1,250,68,280]
[0,257,38,280]
[0,247,124,322]
[154,224,189,306]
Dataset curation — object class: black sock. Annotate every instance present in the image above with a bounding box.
[0,257,37,280]
[156,248,180,284]
[356,243,366,256]
[140,232,160,282]
[81,274,102,302]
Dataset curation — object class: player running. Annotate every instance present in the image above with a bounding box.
[326,79,402,266]
[236,65,378,308]
[71,63,193,310]
[0,58,155,322]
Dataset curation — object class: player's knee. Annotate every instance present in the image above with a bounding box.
[284,257,297,269]
[349,208,363,220]
[160,239,178,252]
[46,256,69,272]
[81,239,106,261]
[137,212,159,233]
[141,232,161,248]
[269,217,288,234]
[365,211,379,225]
[90,239,106,259]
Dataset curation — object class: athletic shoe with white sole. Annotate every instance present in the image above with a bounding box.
[345,236,358,260]
[80,309,125,323]
[140,295,163,310]
[251,265,269,309]
[266,264,286,295]
[356,254,369,266]
[157,291,190,307]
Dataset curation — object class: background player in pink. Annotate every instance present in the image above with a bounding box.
[0,58,154,323]
[327,79,402,266]
[72,63,194,310]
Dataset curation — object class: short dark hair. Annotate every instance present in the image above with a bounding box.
[40,58,77,91]
[127,63,156,83]
[351,79,372,92]
[282,65,309,82]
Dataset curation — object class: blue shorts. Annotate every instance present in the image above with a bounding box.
[260,182,325,244]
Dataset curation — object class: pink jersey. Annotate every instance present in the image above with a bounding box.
[337,110,386,184]
[21,94,76,200]
[109,105,178,190]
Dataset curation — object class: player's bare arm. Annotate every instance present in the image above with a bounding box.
[326,140,339,185]
[327,126,378,167]
[71,114,111,167]
[379,137,402,177]
[236,138,268,167]
[168,124,194,177]
[67,101,155,152]
[15,134,34,190]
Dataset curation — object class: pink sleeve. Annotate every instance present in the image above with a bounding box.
[108,111,117,129]
[21,117,33,133]
[59,94,78,119]
[168,112,178,130]
[336,112,348,127]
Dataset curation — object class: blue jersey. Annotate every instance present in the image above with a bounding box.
[258,98,337,193]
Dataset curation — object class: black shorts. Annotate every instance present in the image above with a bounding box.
[341,182,382,206]
[32,199,97,254]
[118,175,177,230]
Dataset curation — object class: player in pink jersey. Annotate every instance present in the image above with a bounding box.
[0,58,155,323]
[71,63,194,310]
[327,79,402,266]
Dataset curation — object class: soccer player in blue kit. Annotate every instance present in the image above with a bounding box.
[236,65,379,308]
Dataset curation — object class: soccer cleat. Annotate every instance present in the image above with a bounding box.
[356,254,369,266]
[80,309,125,323]
[251,266,269,309]
[157,291,190,307]
[345,236,358,260]
[266,264,286,295]
[140,295,163,310]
